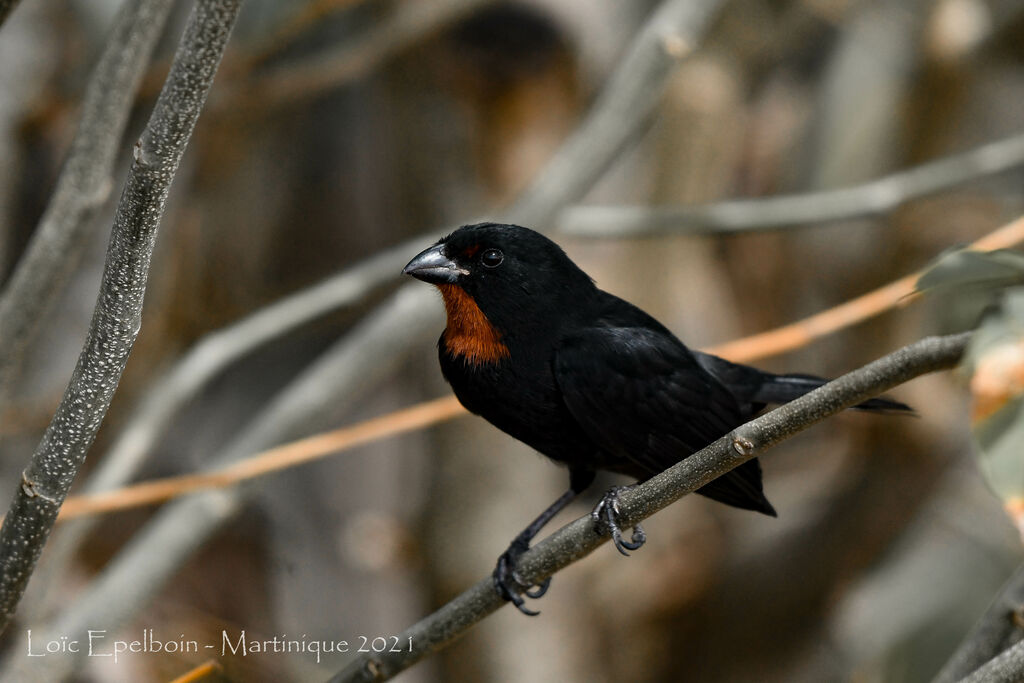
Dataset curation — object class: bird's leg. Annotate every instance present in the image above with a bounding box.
[592,485,646,556]
[494,468,595,616]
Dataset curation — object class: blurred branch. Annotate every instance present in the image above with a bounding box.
[0,0,20,28]
[559,131,1024,238]
[10,0,728,674]
[709,214,1024,361]
[957,639,1024,683]
[169,659,223,683]
[52,396,464,522]
[934,563,1024,683]
[243,0,368,69]
[0,0,177,401]
[330,333,971,683]
[0,0,242,634]
[220,0,492,110]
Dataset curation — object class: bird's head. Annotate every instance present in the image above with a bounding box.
[402,222,596,361]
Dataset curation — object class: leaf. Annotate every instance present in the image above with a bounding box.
[917,248,1024,295]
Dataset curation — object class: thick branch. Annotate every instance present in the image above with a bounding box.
[558,132,1024,237]
[329,332,970,683]
[933,563,1024,683]
[0,0,177,398]
[0,0,242,634]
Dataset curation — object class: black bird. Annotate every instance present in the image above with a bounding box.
[403,222,908,615]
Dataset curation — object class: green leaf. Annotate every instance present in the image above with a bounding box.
[917,248,1024,295]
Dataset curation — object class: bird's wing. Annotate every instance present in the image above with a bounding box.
[555,325,775,514]
[554,325,743,477]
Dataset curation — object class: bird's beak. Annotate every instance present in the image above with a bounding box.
[402,243,467,284]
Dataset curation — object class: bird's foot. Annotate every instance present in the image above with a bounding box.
[493,537,551,616]
[592,486,646,556]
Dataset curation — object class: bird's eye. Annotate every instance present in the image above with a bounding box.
[480,248,504,268]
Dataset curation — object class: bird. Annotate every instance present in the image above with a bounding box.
[402,222,909,615]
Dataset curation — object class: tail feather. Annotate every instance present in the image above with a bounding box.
[750,373,913,413]
[694,352,913,414]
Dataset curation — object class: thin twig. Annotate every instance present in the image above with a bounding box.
[220,0,491,110]
[51,396,465,522]
[168,660,223,683]
[243,0,369,69]
[328,333,971,683]
[0,0,243,634]
[558,131,1024,238]
[8,1,728,676]
[933,563,1024,683]
[0,0,177,400]
[708,214,1024,361]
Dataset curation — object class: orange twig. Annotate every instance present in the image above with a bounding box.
[57,396,466,522]
[54,215,1024,524]
[708,215,1024,362]
[168,660,223,683]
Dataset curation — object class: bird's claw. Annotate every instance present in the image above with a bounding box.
[592,486,646,556]
[492,538,550,616]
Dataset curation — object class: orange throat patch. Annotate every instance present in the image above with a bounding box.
[437,284,510,366]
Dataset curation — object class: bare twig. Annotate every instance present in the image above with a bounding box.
[328,333,970,683]
[0,0,177,400]
[9,0,728,674]
[243,0,369,69]
[708,214,1024,361]
[0,0,242,634]
[169,660,223,683]
[221,0,491,110]
[558,131,1024,238]
[52,395,465,522]
[933,563,1024,683]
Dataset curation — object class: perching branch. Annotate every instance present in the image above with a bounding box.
[558,131,1024,237]
[933,563,1024,683]
[329,332,971,683]
[0,0,177,400]
[0,0,242,634]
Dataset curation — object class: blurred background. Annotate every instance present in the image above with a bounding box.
[1,0,1024,681]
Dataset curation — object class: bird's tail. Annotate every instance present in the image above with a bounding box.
[694,351,913,414]
[749,372,912,413]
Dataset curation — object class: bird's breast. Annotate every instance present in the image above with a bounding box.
[437,284,510,366]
